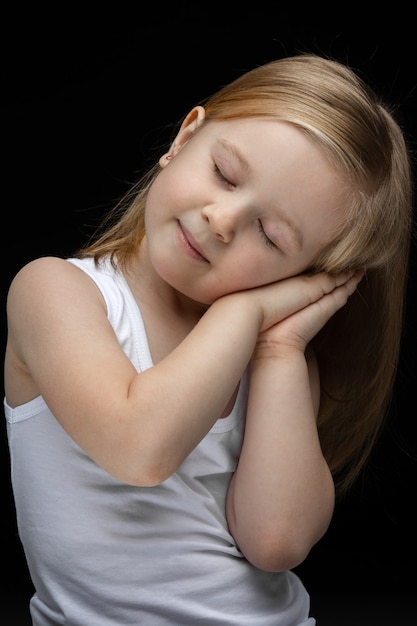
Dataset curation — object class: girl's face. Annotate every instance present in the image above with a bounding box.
[144,110,349,305]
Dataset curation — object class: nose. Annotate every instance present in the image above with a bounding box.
[201,204,244,243]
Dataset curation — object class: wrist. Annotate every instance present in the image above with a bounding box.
[252,339,306,363]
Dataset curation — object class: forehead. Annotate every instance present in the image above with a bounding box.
[201,118,328,168]
[201,118,342,190]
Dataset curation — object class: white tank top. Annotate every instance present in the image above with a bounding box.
[4,256,315,625]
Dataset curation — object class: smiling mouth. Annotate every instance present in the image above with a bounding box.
[177,222,209,262]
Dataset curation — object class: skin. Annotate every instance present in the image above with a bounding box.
[4,106,363,572]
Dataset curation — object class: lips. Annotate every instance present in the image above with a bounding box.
[177,221,209,262]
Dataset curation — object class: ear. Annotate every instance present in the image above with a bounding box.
[159,106,205,167]
[173,105,206,150]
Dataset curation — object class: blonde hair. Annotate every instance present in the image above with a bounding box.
[78,54,413,496]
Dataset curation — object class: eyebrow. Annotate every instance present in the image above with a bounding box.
[216,138,303,252]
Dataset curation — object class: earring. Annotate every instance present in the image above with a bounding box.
[166,154,173,160]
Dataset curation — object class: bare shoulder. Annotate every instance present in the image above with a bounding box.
[7,256,104,313]
[5,256,107,407]
[9,256,87,297]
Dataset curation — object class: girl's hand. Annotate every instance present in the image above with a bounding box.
[254,270,363,357]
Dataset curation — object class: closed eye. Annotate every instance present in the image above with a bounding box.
[257,219,277,249]
[213,164,236,189]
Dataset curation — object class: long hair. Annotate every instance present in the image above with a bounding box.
[77,54,413,496]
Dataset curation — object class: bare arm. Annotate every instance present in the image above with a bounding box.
[5,256,360,490]
[226,274,363,571]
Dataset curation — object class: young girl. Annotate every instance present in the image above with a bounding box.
[4,54,412,625]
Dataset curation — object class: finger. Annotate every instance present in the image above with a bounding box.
[261,271,363,347]
[259,270,363,332]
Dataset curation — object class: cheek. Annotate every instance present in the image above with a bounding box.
[145,174,169,214]
[220,251,278,290]
[152,162,200,205]
[229,250,309,290]
[144,176,177,235]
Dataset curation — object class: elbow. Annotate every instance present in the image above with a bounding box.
[240,527,317,573]
[101,441,180,487]
[101,463,167,488]
[117,456,177,487]
[235,503,334,573]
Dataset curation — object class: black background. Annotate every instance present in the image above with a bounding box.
[2,6,416,625]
